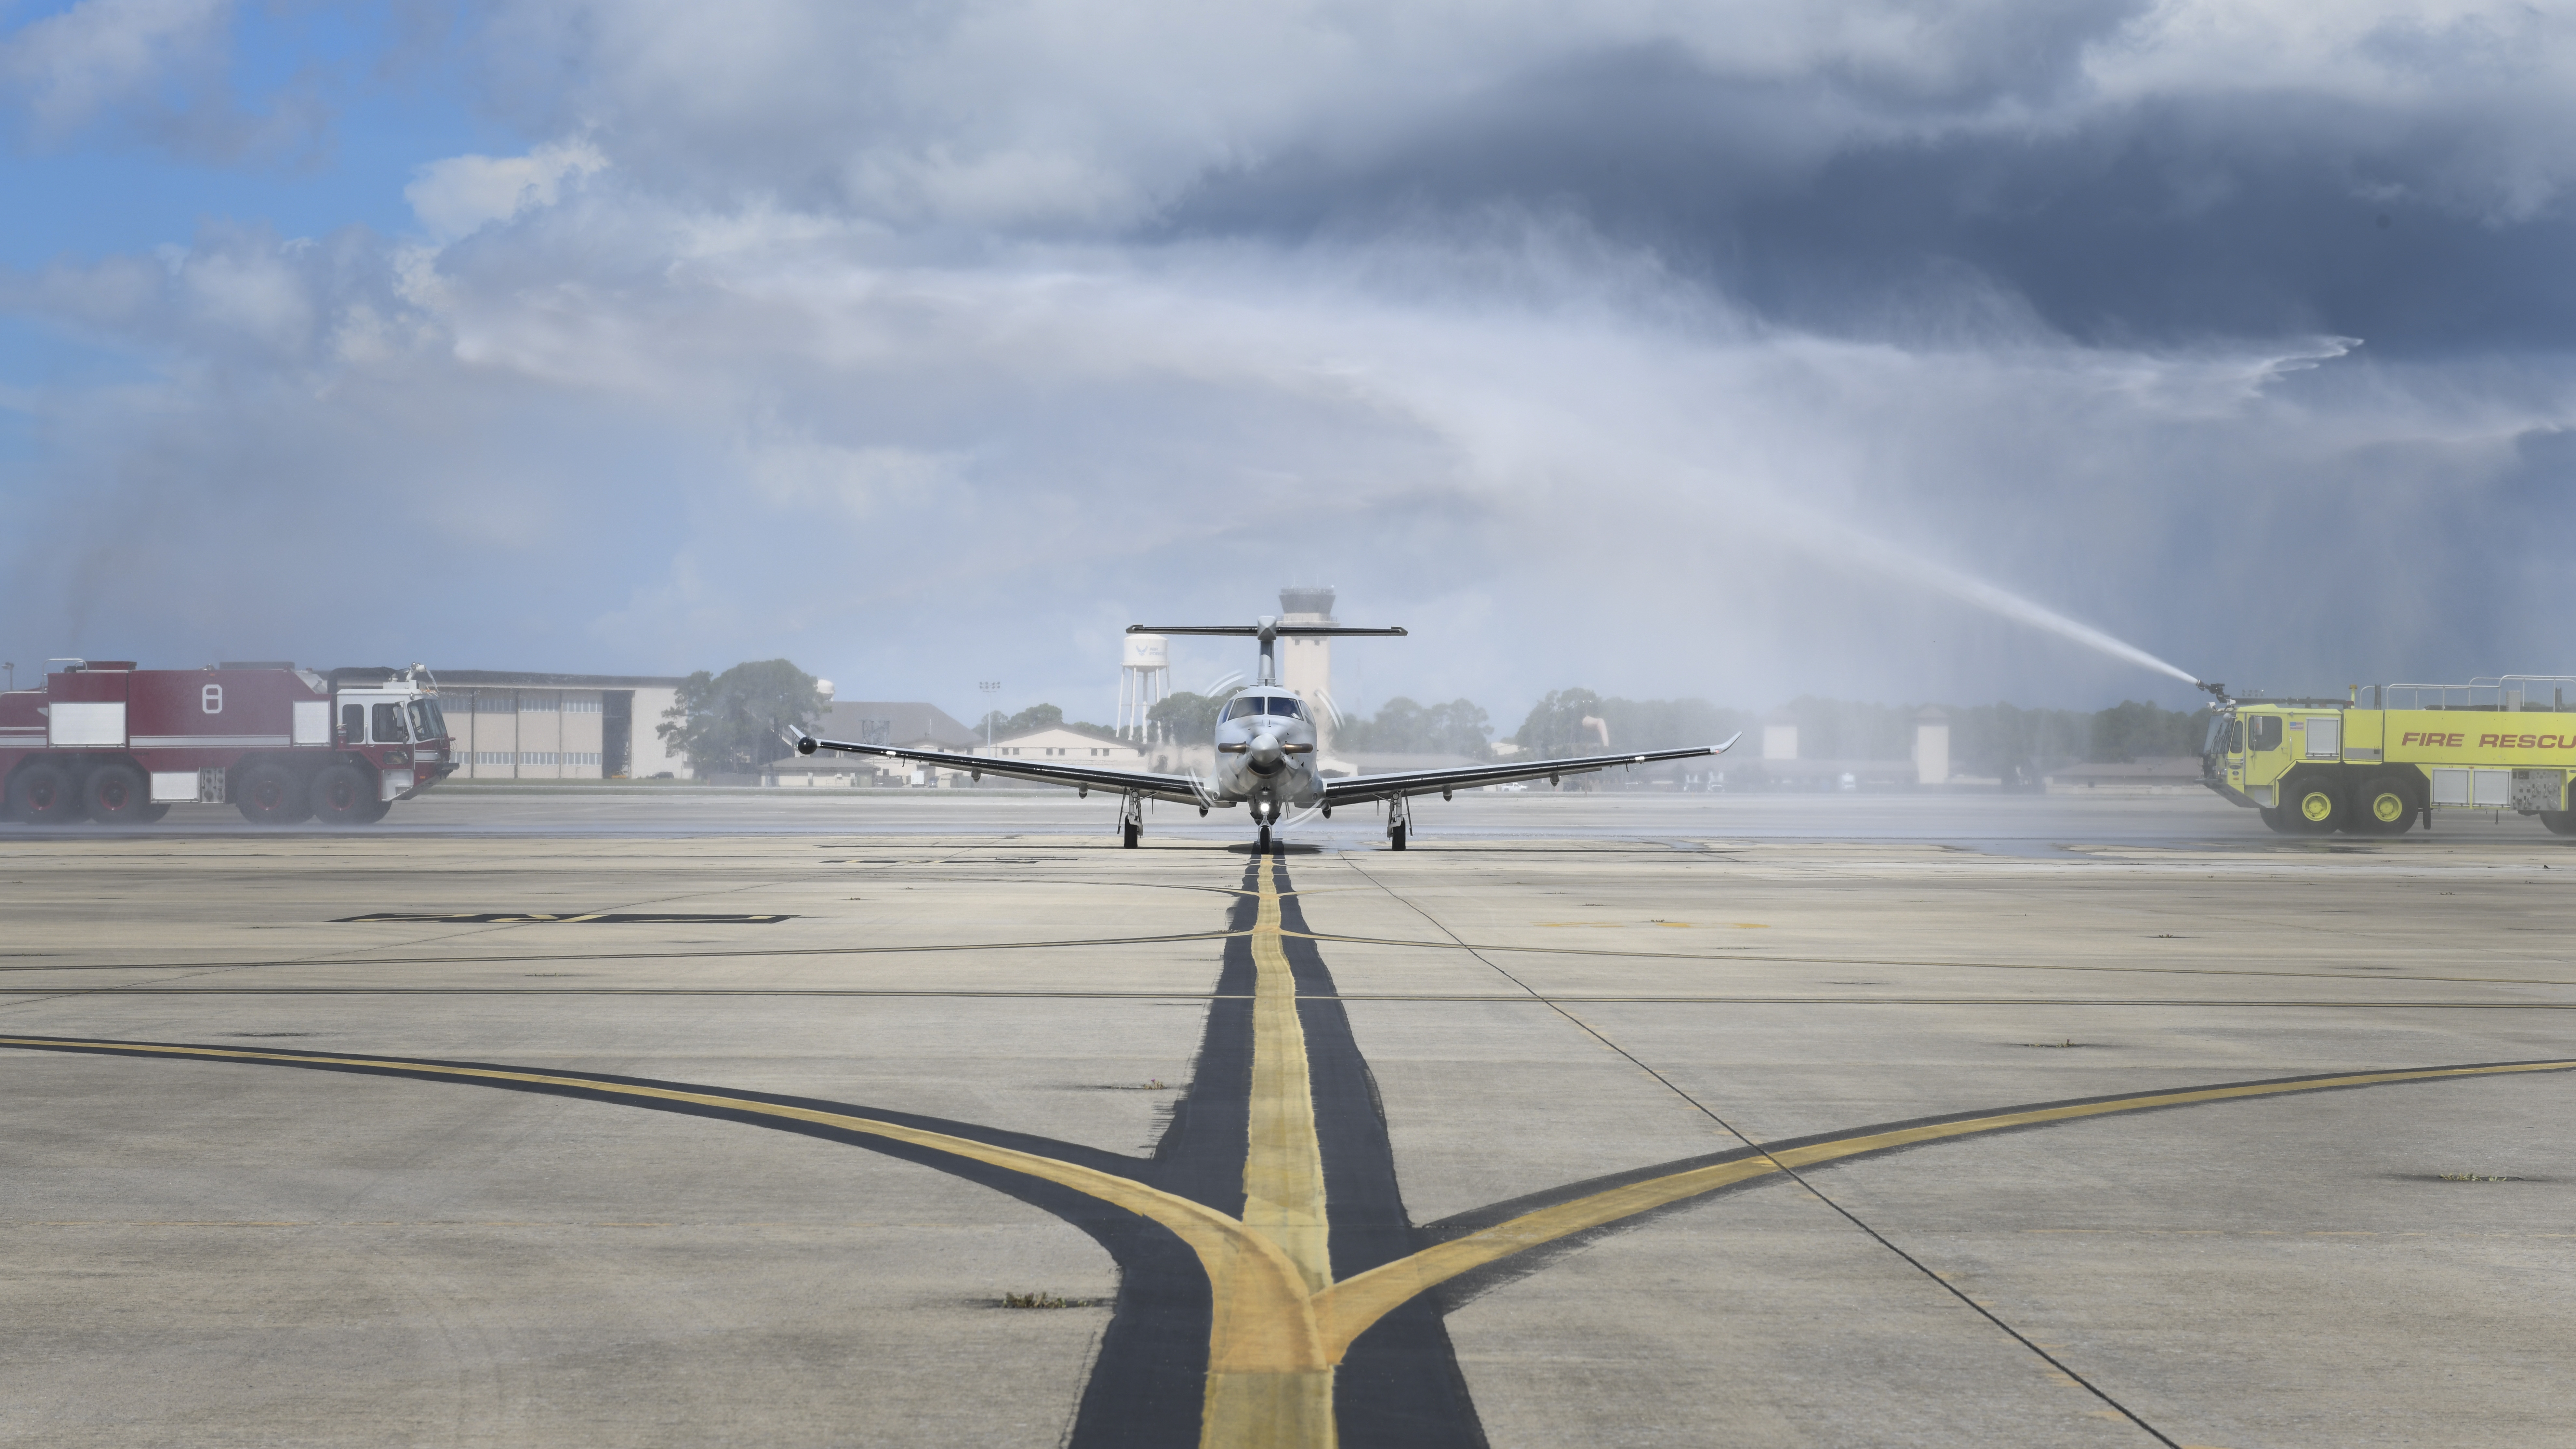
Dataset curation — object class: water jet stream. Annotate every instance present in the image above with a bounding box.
[1789,507,2203,687]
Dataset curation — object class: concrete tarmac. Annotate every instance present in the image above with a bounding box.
[3,790,2572,1447]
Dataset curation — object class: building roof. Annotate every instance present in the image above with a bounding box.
[817,700,981,751]
[436,670,687,689]
[981,723,1144,753]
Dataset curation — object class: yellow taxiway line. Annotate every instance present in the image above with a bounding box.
[1309,1057,2576,1356]
[14,889,2576,1449]
[1203,860,1337,1447]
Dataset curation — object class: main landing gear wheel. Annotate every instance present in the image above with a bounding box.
[2350,775,2416,835]
[2284,777,2345,834]
[311,765,382,827]
[236,762,309,826]
[1390,823,1407,851]
[8,761,83,824]
[84,763,155,825]
[1122,820,1141,849]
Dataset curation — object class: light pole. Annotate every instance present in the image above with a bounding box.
[978,680,1001,757]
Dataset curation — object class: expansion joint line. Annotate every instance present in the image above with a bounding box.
[1332,852,2182,1448]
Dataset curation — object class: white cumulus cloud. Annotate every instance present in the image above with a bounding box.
[405,140,611,240]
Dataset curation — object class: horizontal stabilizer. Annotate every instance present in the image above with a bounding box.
[1129,624,1407,638]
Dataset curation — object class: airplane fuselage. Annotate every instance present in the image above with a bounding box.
[1210,688,1323,811]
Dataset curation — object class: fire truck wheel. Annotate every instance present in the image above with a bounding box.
[83,764,153,825]
[2283,777,2345,833]
[235,762,308,825]
[310,765,377,826]
[7,762,84,824]
[2351,776,2417,835]
[2541,812,2576,836]
[2258,805,2297,834]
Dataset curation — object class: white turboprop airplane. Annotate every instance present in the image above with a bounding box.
[790,618,1739,851]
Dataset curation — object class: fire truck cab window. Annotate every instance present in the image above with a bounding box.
[408,700,435,740]
[2247,716,2283,752]
[372,702,409,743]
[2224,718,2243,753]
[341,704,364,745]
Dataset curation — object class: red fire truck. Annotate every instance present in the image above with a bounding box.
[0,660,456,826]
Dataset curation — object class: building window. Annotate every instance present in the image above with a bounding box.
[564,697,601,713]
[521,752,560,766]
[565,752,600,766]
[521,694,558,713]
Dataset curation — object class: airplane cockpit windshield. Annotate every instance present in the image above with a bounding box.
[1223,695,1307,722]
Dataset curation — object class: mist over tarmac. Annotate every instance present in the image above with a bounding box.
[5,3,2575,718]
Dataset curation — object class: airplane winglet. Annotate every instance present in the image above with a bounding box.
[1716,731,1742,754]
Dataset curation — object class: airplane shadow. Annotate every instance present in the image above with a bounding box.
[1222,841,1326,855]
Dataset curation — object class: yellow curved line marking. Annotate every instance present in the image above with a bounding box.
[16,1001,2576,1446]
[1310,1057,2576,1357]
[0,1031,1324,1418]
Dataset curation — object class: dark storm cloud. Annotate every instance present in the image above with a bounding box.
[1161,38,2576,355]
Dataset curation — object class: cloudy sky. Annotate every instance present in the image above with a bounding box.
[4,1,2573,725]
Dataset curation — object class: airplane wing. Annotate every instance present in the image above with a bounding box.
[791,734,1219,808]
[1322,734,1742,804]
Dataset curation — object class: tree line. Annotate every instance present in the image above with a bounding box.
[1512,689,2210,779]
[651,658,2211,781]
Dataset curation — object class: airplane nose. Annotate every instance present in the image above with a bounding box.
[1248,731,1285,774]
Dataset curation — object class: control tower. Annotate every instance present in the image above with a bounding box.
[1279,585,1336,749]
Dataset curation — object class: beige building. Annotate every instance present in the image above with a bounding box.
[437,671,689,780]
[765,701,981,787]
[977,724,1148,770]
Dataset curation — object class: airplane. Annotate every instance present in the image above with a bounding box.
[790,617,1740,851]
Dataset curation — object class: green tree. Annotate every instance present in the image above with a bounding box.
[1148,691,1226,740]
[2088,700,2212,762]
[981,703,1065,738]
[1515,690,1749,756]
[658,659,828,778]
[1513,688,1606,757]
[1590,697,1751,754]
[1335,697,1493,757]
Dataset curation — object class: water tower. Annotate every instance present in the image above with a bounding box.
[1118,631,1171,740]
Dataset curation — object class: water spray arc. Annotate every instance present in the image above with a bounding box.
[1789,512,2211,690]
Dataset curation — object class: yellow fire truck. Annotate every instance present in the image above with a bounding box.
[2201,676,2576,835]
